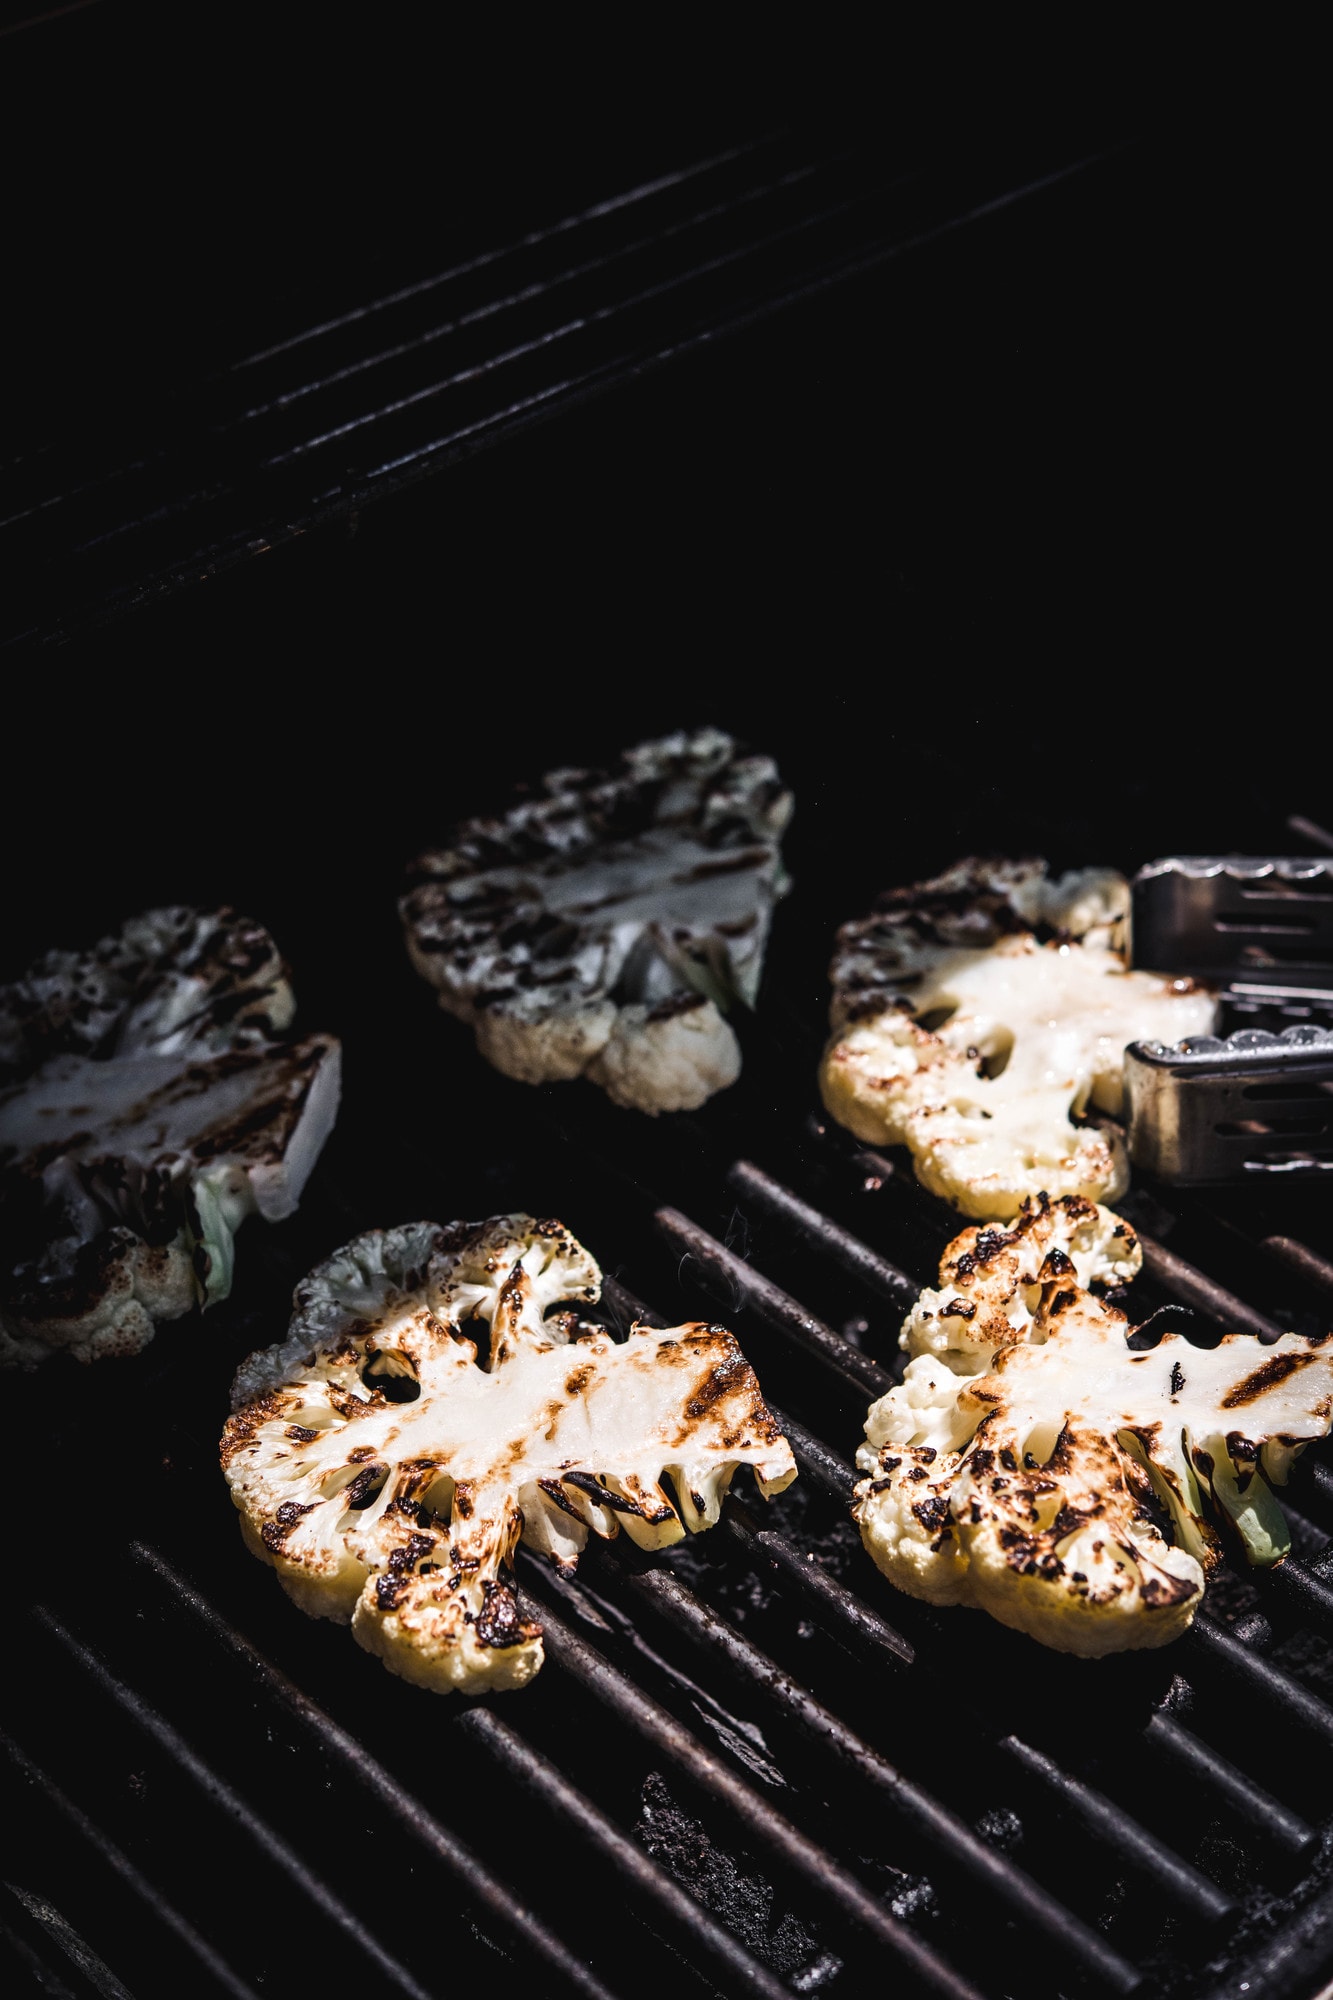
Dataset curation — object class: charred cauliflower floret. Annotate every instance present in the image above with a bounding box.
[0,908,340,1366]
[899,1193,1143,1374]
[400,728,792,1115]
[820,857,1215,1219]
[223,1214,796,1696]
[855,1210,1333,1656]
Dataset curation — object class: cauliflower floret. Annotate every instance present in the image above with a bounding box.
[401,728,792,1114]
[223,1213,795,1696]
[586,994,741,1115]
[821,859,1214,1219]
[856,1226,1333,1657]
[900,1192,1142,1374]
[0,908,340,1365]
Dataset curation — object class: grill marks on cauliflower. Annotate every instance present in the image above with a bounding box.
[0,908,340,1366]
[400,727,792,1114]
[855,1200,1333,1656]
[820,857,1215,1219]
[223,1215,796,1696]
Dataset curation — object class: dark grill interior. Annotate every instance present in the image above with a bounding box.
[4,31,1330,1998]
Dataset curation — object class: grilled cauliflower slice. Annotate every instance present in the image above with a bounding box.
[223,1214,796,1696]
[401,727,792,1114]
[0,908,340,1366]
[856,1219,1333,1656]
[820,857,1214,1218]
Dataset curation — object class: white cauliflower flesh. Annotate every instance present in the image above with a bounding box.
[856,1208,1333,1657]
[820,857,1215,1219]
[0,908,340,1366]
[400,727,792,1114]
[223,1214,796,1697]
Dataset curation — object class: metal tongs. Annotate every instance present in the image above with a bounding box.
[1125,857,1333,1183]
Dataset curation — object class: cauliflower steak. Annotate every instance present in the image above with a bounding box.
[855,1198,1333,1655]
[401,728,792,1114]
[223,1215,796,1695]
[821,857,1215,1218]
[0,908,340,1365]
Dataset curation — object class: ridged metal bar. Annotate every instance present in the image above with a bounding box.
[1261,1234,1333,1300]
[1143,1713,1315,1862]
[609,1561,1141,1992]
[1288,814,1333,855]
[726,1158,922,1311]
[1186,1613,1333,1747]
[768,1405,858,1502]
[232,141,773,368]
[1135,1232,1286,1345]
[236,160,832,425]
[30,1608,437,2000]
[529,1592,980,1999]
[994,1734,1234,1926]
[130,1544,618,2000]
[1256,1557,1333,1637]
[0,1726,257,2000]
[455,1706,794,2000]
[654,1204,892,1397]
[724,1500,914,1668]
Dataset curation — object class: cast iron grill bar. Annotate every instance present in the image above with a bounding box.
[1254,1556,1333,1637]
[654,1205,891,1397]
[993,1734,1235,1926]
[1184,1615,1333,1749]
[129,1544,619,2000]
[231,140,775,369]
[453,1706,794,2000]
[727,1158,922,1310]
[1134,1235,1285,1346]
[1288,815,1333,855]
[0,1727,258,2000]
[604,1559,1142,1992]
[8,148,856,534]
[1262,1235,1333,1300]
[29,1608,437,2000]
[7,140,1132,646]
[724,1499,915,1670]
[259,173,880,471]
[525,1592,980,2000]
[1,141,794,534]
[767,1406,859,1503]
[1142,1714,1315,1862]
[0,1903,89,2000]
[233,158,838,426]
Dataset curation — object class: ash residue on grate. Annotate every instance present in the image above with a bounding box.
[634,1772,842,1989]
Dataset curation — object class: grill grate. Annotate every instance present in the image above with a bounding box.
[9,956,1333,1999]
[2,126,1132,648]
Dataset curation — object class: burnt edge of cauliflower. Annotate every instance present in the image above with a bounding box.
[0,907,339,1364]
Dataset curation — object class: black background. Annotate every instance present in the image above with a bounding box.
[1,12,1324,1128]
